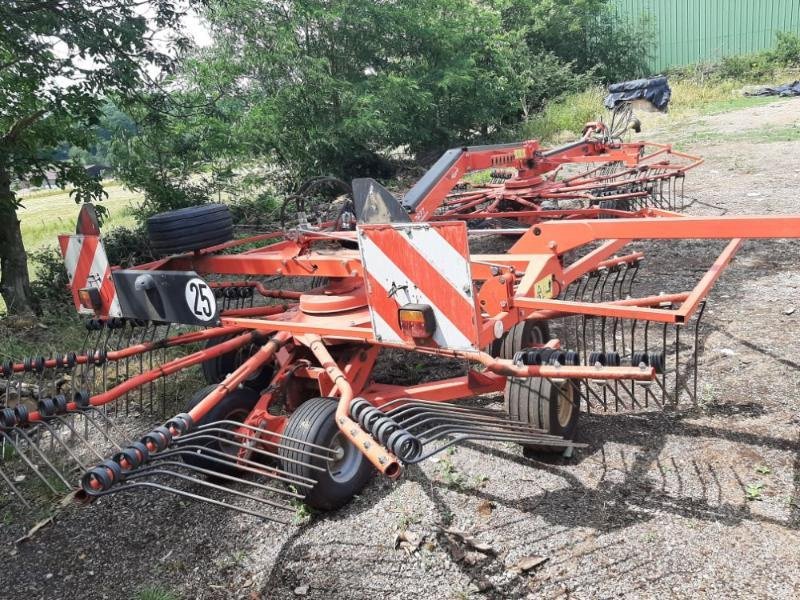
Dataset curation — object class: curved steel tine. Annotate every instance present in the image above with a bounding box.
[0,431,67,494]
[192,420,338,457]
[125,467,295,514]
[32,418,93,470]
[174,430,328,472]
[393,409,550,435]
[68,408,127,452]
[0,465,32,509]
[137,458,306,500]
[90,481,291,523]
[155,445,315,488]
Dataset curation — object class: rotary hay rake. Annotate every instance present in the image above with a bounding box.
[0,128,797,529]
[401,105,702,226]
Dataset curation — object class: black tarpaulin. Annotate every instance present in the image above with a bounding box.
[604,75,671,111]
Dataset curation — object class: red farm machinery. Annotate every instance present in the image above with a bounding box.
[1,115,797,525]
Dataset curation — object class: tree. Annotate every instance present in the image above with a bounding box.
[0,0,195,315]
[170,0,590,179]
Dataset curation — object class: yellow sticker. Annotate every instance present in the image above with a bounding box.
[514,148,526,159]
[534,274,554,299]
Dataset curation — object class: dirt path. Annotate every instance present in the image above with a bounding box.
[2,99,800,600]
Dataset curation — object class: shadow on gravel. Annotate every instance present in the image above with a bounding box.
[454,410,799,533]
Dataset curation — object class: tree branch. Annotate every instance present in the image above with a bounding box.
[2,110,47,143]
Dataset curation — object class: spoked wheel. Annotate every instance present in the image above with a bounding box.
[181,384,259,476]
[279,397,374,510]
[504,376,580,453]
[490,320,550,360]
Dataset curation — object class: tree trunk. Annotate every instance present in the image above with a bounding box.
[0,166,38,316]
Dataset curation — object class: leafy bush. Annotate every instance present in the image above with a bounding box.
[772,31,800,67]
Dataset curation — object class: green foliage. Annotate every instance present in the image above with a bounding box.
[520,87,605,142]
[668,31,800,84]
[0,0,193,196]
[504,0,655,82]
[745,482,764,501]
[772,31,800,67]
[135,0,637,180]
[134,586,179,600]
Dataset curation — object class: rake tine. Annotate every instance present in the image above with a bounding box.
[138,458,306,502]
[0,430,67,493]
[33,418,93,470]
[175,430,329,472]
[156,445,314,490]
[193,420,339,457]
[125,467,296,515]
[91,479,291,524]
[0,464,32,509]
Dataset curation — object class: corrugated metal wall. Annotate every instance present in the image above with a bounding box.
[614,0,800,71]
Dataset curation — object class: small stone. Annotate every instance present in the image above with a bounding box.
[783,306,796,315]
[294,585,309,596]
[718,348,736,357]
[45,573,53,580]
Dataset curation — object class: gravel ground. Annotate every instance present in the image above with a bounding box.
[1,98,800,600]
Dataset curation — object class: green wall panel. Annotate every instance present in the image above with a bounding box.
[613,0,800,71]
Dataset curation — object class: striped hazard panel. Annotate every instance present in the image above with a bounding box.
[358,222,479,351]
[58,234,122,318]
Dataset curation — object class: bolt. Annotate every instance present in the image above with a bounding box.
[548,241,557,250]
[533,227,542,236]
[338,417,345,425]
[363,440,371,449]
[378,456,387,465]
[490,266,500,276]
[376,334,382,341]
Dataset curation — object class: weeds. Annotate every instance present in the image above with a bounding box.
[291,499,313,524]
[134,585,179,600]
[745,482,764,501]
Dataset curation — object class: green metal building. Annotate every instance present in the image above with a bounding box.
[614,0,800,71]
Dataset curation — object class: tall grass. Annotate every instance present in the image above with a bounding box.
[520,87,606,143]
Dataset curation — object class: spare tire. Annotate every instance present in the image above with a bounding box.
[147,204,233,256]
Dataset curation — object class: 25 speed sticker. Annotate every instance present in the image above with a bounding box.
[185,277,216,321]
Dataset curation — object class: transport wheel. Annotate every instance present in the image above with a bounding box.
[201,334,275,392]
[279,397,374,510]
[181,384,259,475]
[147,203,233,256]
[504,376,579,453]
[490,320,550,360]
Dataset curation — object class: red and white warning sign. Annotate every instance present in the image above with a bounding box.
[58,234,121,318]
[358,221,479,350]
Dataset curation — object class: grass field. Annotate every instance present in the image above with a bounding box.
[17,180,141,254]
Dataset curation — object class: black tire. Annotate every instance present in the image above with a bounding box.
[504,376,580,452]
[279,397,374,510]
[181,384,259,475]
[201,335,275,392]
[147,204,233,256]
[490,320,550,360]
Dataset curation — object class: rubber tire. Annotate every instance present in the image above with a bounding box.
[181,384,259,475]
[147,204,233,255]
[279,397,374,510]
[490,320,550,360]
[201,335,275,392]
[504,376,579,453]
